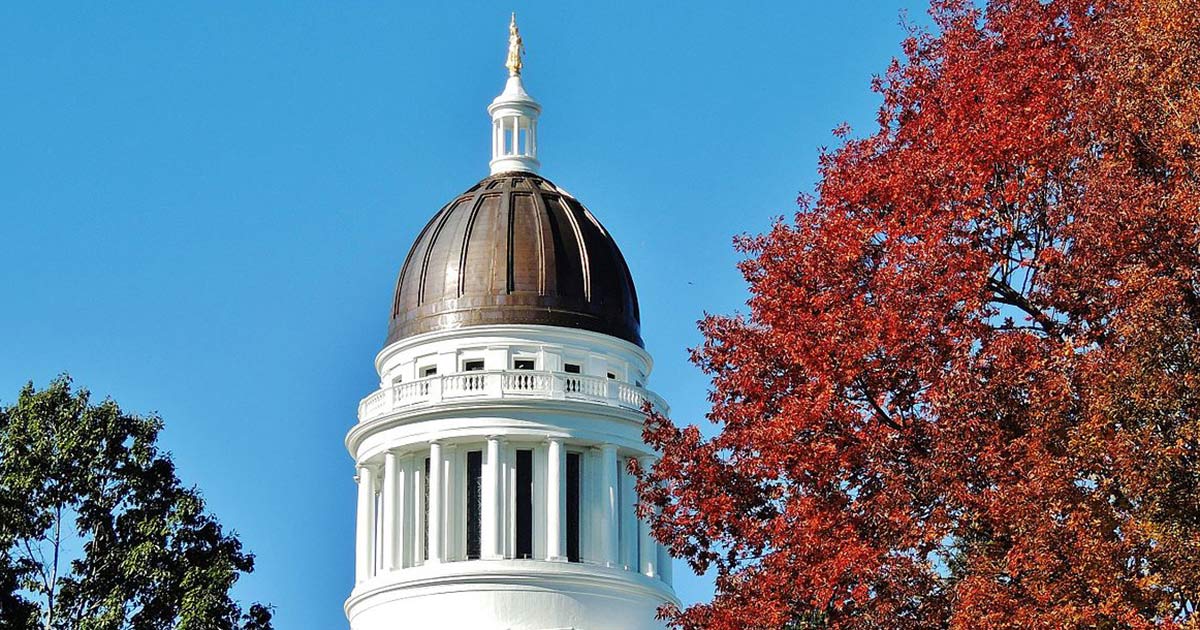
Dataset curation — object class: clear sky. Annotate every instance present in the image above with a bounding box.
[1,2,927,627]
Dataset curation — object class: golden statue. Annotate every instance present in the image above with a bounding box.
[505,13,523,76]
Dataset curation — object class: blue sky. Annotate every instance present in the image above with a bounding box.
[0,2,927,627]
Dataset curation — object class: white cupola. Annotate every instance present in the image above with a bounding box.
[344,15,676,630]
[488,14,541,175]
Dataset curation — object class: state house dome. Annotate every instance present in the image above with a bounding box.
[387,171,643,348]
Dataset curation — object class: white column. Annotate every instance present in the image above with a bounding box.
[658,543,673,586]
[427,442,443,564]
[381,452,399,571]
[396,455,410,568]
[546,438,565,561]
[510,116,519,156]
[637,455,657,577]
[355,465,376,583]
[482,436,502,559]
[505,447,516,557]
[533,443,547,559]
[599,444,619,567]
[620,460,637,569]
[443,444,458,561]
[583,449,598,562]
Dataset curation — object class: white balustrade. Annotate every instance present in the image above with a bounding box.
[563,374,606,400]
[357,370,666,423]
[502,370,550,394]
[616,382,647,409]
[358,388,388,419]
[444,372,489,397]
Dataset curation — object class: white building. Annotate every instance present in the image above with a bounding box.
[344,16,678,630]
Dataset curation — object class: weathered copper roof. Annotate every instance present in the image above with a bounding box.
[387,172,642,347]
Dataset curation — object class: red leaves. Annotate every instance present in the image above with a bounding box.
[637,0,1200,627]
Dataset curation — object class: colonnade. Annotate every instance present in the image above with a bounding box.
[492,115,536,161]
[354,437,670,587]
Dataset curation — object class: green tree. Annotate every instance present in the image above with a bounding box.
[0,376,272,630]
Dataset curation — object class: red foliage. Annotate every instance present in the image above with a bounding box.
[638,1,1200,628]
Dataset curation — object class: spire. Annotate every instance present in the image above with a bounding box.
[489,13,541,175]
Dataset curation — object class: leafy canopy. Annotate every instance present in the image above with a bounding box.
[0,376,272,630]
[638,0,1200,628]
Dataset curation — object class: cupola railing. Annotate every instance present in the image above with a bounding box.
[358,369,667,423]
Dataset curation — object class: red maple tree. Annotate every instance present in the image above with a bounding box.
[637,0,1200,628]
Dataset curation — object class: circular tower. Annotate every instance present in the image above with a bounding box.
[345,16,677,630]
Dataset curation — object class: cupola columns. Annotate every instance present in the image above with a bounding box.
[489,14,541,175]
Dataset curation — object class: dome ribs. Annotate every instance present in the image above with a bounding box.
[558,196,592,303]
[509,191,542,295]
[529,186,552,296]
[415,200,460,308]
[541,196,586,302]
[393,203,447,318]
[459,193,500,298]
[520,184,549,297]
[421,198,469,308]
[387,172,643,348]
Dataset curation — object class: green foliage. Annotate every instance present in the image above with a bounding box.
[0,376,272,630]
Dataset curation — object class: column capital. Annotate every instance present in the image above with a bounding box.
[354,464,374,482]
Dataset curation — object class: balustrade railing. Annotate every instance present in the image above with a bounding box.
[358,369,665,421]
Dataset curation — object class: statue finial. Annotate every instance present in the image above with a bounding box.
[506,13,524,77]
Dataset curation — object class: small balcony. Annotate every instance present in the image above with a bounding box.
[357,369,668,423]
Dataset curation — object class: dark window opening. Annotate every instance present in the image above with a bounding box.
[564,363,582,393]
[464,359,485,372]
[515,449,533,559]
[467,451,482,559]
[606,372,616,380]
[514,358,535,370]
[420,365,438,377]
[566,452,581,562]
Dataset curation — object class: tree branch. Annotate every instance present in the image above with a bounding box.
[852,382,904,431]
[986,276,1062,340]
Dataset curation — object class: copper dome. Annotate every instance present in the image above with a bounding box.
[388,172,642,347]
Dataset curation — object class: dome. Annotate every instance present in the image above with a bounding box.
[387,171,643,347]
